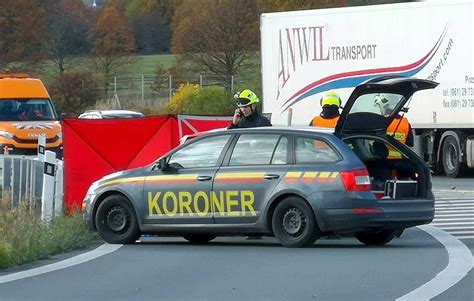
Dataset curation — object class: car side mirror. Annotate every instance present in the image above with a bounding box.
[157,157,168,171]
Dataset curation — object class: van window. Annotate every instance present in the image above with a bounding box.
[0,99,57,121]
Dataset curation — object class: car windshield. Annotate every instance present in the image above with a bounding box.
[348,93,405,117]
[0,99,58,121]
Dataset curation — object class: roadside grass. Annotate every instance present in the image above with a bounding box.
[0,191,95,270]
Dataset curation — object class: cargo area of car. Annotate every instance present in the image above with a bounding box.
[343,136,428,199]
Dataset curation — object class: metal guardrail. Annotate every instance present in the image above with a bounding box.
[1,155,63,215]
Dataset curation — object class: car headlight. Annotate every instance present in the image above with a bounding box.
[0,130,14,139]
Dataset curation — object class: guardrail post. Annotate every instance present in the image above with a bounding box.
[54,160,63,215]
[41,151,56,223]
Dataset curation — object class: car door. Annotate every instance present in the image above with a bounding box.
[212,133,291,224]
[143,134,232,224]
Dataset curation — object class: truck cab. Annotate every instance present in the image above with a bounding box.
[0,74,62,155]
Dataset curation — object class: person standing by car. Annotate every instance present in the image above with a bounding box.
[309,91,342,128]
[228,89,270,240]
[228,90,272,129]
[374,94,413,159]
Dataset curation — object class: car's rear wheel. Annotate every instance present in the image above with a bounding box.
[355,229,397,246]
[272,196,319,247]
[95,194,141,244]
[182,234,216,244]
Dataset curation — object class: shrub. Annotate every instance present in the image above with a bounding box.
[0,196,94,269]
[49,71,100,117]
[164,83,199,114]
[185,86,234,115]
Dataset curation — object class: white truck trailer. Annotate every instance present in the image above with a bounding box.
[261,0,474,177]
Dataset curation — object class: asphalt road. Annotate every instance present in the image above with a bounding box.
[0,176,472,301]
[0,229,457,301]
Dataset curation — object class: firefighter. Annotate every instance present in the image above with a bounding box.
[228,90,272,129]
[374,94,413,159]
[309,91,342,128]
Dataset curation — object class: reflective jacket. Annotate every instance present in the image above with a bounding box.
[387,116,413,159]
[309,116,339,128]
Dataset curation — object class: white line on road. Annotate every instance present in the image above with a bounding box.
[431,218,474,226]
[442,230,474,235]
[0,243,122,284]
[435,199,474,202]
[396,225,473,301]
[434,213,474,218]
[435,209,474,213]
[435,206,474,209]
[453,235,474,239]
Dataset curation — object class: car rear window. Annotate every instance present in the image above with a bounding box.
[295,137,340,164]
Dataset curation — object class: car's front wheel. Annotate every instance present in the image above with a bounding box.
[272,196,320,247]
[95,194,141,244]
[182,234,216,244]
[355,229,397,246]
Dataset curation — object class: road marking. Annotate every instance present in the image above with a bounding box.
[435,205,474,209]
[0,243,122,284]
[434,213,474,218]
[396,225,473,301]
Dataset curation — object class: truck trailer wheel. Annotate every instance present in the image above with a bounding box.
[442,136,463,177]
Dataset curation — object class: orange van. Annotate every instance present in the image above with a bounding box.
[0,74,62,155]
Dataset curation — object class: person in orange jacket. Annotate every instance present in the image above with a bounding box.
[374,94,413,159]
[309,91,342,128]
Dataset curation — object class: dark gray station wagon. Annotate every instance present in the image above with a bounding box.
[83,77,437,247]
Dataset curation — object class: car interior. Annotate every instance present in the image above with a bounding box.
[343,136,423,199]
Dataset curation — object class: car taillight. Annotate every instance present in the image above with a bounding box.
[340,169,371,191]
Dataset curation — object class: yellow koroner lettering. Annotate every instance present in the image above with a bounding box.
[148,192,162,216]
[162,191,178,217]
[194,191,209,217]
[211,191,225,216]
[226,191,239,216]
[178,191,194,216]
[241,190,256,216]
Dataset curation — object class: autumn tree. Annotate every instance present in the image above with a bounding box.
[0,0,46,70]
[124,0,174,54]
[89,1,135,94]
[171,0,259,77]
[42,0,91,75]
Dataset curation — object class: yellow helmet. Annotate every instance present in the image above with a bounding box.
[234,89,259,107]
[320,91,341,107]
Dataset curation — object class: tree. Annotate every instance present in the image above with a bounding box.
[49,71,99,116]
[0,0,46,70]
[171,0,259,77]
[89,1,135,95]
[185,86,234,115]
[42,0,91,75]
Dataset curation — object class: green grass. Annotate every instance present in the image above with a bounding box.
[0,194,95,270]
[39,54,177,80]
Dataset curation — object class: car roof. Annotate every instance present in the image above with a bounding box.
[78,110,144,118]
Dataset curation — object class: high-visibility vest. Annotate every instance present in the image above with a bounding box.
[310,116,339,128]
[387,116,411,159]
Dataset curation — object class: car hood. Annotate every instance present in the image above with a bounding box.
[334,77,438,137]
[0,121,61,139]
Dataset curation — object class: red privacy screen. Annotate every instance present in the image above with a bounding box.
[62,115,232,211]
